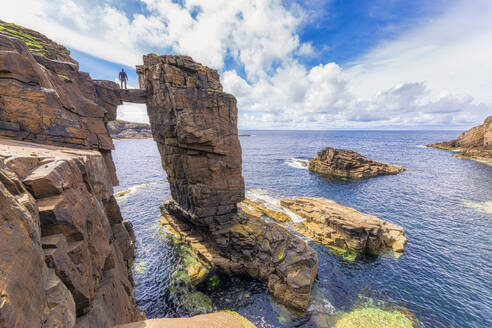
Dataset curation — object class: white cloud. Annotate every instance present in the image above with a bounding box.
[1,0,491,129]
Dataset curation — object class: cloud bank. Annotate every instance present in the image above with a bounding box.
[1,0,491,129]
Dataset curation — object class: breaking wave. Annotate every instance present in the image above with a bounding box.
[246,189,304,223]
[285,158,309,170]
[114,182,161,199]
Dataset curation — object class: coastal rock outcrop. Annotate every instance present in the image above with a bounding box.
[108,120,152,139]
[309,147,405,179]
[428,116,492,164]
[138,55,318,311]
[280,197,407,254]
[0,22,143,327]
[0,140,142,327]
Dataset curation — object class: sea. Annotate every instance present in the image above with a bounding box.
[112,130,492,328]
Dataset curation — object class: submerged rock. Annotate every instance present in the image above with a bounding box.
[428,116,492,164]
[308,147,405,179]
[334,307,413,328]
[281,197,407,255]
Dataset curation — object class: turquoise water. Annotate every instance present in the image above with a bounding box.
[113,130,492,328]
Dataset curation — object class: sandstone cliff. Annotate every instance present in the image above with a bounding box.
[428,116,492,164]
[108,120,152,139]
[0,22,143,327]
[138,55,318,312]
[309,147,405,179]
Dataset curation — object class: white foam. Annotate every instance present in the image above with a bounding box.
[416,145,428,148]
[114,182,161,199]
[462,200,492,214]
[246,189,304,223]
[285,158,309,170]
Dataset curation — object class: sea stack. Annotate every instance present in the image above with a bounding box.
[138,54,318,312]
[428,116,492,164]
[308,147,405,179]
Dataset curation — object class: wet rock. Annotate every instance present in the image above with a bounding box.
[241,198,291,223]
[161,200,318,312]
[308,147,405,179]
[334,307,414,328]
[280,197,407,255]
[428,115,492,164]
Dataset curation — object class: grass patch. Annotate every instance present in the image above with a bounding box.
[0,22,46,54]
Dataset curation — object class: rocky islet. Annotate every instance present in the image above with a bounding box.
[309,147,405,179]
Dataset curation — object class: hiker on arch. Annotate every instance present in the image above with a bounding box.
[119,68,128,89]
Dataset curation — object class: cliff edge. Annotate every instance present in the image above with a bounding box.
[428,116,492,164]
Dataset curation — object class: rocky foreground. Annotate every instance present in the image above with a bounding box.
[428,116,492,164]
[107,120,152,139]
[309,147,405,179]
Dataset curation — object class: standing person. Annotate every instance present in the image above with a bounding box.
[119,68,128,89]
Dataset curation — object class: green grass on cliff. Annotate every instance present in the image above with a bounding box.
[0,22,46,54]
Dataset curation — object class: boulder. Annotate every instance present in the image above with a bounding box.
[308,147,405,179]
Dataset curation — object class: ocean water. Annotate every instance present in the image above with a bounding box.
[112,130,492,328]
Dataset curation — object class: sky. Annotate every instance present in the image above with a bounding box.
[2,0,491,130]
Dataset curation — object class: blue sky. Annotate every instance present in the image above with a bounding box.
[2,0,491,129]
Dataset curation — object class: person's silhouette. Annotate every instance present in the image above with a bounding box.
[119,69,128,89]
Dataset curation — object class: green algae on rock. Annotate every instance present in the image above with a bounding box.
[334,307,414,328]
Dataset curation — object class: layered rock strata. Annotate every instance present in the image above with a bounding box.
[108,120,152,139]
[0,22,143,327]
[280,197,407,254]
[309,147,405,179]
[428,116,492,164]
[0,140,141,327]
[0,21,145,151]
[138,55,318,311]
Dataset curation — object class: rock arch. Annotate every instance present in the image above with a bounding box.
[0,22,317,328]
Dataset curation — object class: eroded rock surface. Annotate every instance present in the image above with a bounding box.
[139,55,318,311]
[0,21,145,151]
[280,197,407,254]
[428,116,492,164]
[309,147,405,179]
[0,140,142,327]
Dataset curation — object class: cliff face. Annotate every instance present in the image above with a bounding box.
[138,55,318,312]
[428,116,492,163]
[0,23,143,327]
